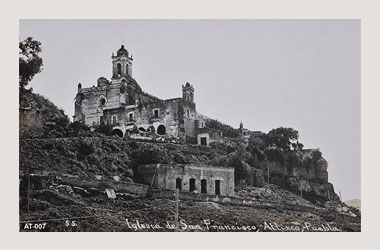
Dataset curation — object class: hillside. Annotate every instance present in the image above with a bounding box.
[19,135,361,232]
[19,91,360,232]
[19,90,70,138]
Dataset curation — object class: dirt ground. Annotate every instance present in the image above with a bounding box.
[19,186,360,232]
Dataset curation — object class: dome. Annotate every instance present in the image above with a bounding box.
[117,45,129,57]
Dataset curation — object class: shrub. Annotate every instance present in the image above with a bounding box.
[226,154,247,181]
[94,123,113,136]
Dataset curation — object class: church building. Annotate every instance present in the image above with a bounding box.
[74,45,211,143]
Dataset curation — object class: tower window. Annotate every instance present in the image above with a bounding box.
[187,109,190,117]
[112,115,117,124]
[128,112,134,121]
[117,63,121,75]
[98,96,107,107]
[154,109,159,118]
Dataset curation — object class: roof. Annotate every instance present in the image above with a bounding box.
[117,45,129,57]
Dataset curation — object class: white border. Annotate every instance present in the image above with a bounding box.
[2,0,378,249]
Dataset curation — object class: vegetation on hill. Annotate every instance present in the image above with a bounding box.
[205,119,240,138]
[18,37,333,204]
[19,37,43,90]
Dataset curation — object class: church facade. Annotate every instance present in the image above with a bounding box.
[74,45,212,143]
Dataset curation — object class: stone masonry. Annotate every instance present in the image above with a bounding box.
[74,45,206,143]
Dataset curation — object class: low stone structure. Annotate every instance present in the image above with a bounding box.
[138,164,235,196]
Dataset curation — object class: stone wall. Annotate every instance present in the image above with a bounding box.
[61,176,149,197]
[75,78,199,141]
[138,164,235,196]
[195,127,224,146]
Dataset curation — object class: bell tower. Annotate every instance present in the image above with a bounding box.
[112,45,133,79]
[182,82,194,103]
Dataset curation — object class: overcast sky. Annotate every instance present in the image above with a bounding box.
[19,19,360,201]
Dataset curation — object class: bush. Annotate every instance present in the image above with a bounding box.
[66,121,90,136]
[77,141,95,156]
[205,119,240,138]
[264,148,287,164]
[94,123,113,136]
[210,153,228,166]
[226,154,247,181]
[130,145,168,165]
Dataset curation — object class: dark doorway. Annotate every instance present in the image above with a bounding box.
[201,179,207,194]
[154,109,159,118]
[189,178,196,192]
[176,178,182,190]
[215,180,220,195]
[200,137,207,146]
[157,125,166,135]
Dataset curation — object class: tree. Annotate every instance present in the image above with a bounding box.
[266,127,302,151]
[205,119,240,138]
[19,37,43,89]
[226,154,247,182]
[94,123,113,136]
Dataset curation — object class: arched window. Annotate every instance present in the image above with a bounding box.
[98,96,107,107]
[117,63,122,75]
[189,178,196,192]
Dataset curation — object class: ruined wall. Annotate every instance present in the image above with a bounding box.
[196,127,224,146]
[75,73,199,140]
[121,98,181,137]
[245,167,265,187]
[61,176,149,197]
[138,164,235,196]
[75,83,123,126]
[75,79,192,138]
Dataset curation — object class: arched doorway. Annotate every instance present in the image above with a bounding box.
[111,129,123,138]
[157,125,166,135]
[201,179,207,194]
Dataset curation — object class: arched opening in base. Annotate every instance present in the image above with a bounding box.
[111,129,123,138]
[157,125,166,135]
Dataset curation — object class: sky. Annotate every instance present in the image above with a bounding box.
[19,19,360,201]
